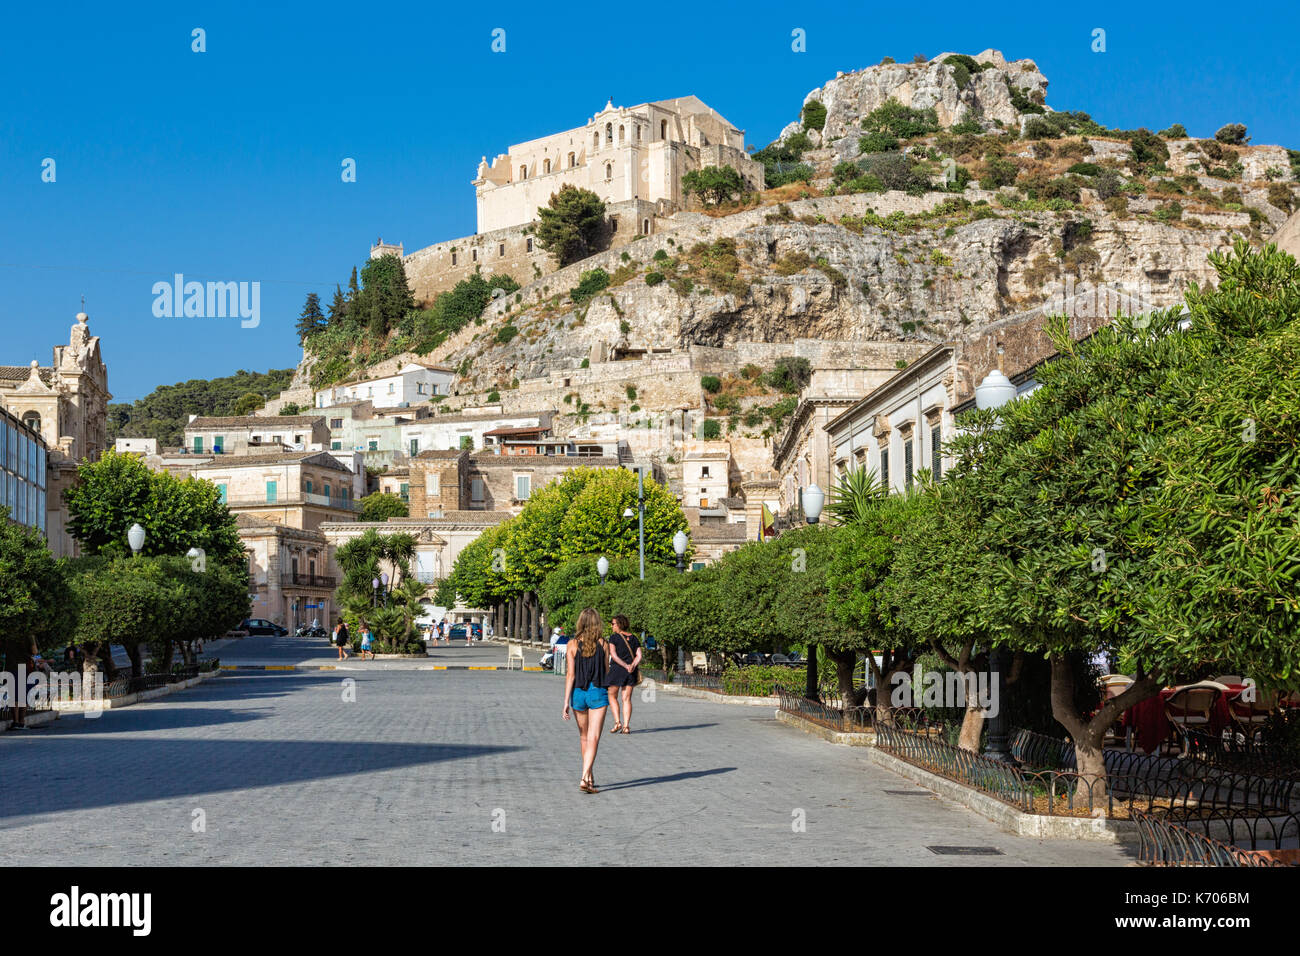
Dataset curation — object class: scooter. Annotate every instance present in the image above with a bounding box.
[539,648,555,671]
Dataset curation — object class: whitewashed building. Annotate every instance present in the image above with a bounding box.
[314,363,455,411]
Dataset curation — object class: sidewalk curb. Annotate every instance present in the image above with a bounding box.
[773,708,876,745]
[39,668,224,716]
[655,683,779,707]
[219,664,546,672]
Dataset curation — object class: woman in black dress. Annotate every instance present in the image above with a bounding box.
[606,614,642,734]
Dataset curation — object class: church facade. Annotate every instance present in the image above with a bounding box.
[0,311,111,557]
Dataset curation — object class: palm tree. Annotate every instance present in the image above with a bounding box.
[824,466,887,526]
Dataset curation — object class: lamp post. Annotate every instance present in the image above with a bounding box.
[975,345,1016,762]
[372,576,379,608]
[673,530,687,573]
[597,555,609,585]
[622,466,646,581]
[800,486,825,699]
[127,523,146,557]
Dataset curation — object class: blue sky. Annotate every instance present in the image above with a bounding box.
[3,1,1296,402]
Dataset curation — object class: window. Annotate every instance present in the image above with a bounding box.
[471,249,477,262]
[471,479,485,504]
[368,440,378,451]
[499,243,505,256]
[593,131,599,149]
[605,122,612,144]
[931,425,942,480]
[903,438,914,491]
[366,388,373,398]
[515,474,531,501]
[618,124,625,144]
[323,483,331,501]
[568,151,575,168]
[21,412,40,434]
[416,384,424,395]
[700,497,710,508]
[543,158,551,174]
[642,218,650,235]
[266,480,277,503]
[636,125,642,142]
[879,448,889,489]
[330,418,342,429]
[217,483,227,504]
[451,252,457,266]
[214,435,225,453]
[526,237,533,252]
[305,479,313,494]
[410,438,419,457]
[519,165,527,180]
[331,441,341,450]
[701,466,710,478]
[193,436,203,453]
[388,383,395,394]
[660,119,667,139]
[399,483,409,503]
[428,475,440,496]
[294,434,302,444]
[605,162,612,180]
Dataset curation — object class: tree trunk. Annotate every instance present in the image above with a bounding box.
[824,648,867,716]
[101,645,118,680]
[81,643,100,701]
[804,643,818,700]
[957,701,985,752]
[1049,653,1160,807]
[127,643,144,680]
[161,639,175,671]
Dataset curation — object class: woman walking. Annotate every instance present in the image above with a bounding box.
[561,607,609,793]
[334,619,351,661]
[606,614,642,734]
[359,621,375,661]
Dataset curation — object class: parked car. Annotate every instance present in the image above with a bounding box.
[240,618,288,636]
[741,652,769,666]
[449,623,483,641]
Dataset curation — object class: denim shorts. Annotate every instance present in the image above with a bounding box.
[571,682,608,711]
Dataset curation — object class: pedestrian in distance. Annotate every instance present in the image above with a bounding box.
[359,621,375,661]
[562,607,609,794]
[333,619,350,661]
[606,615,642,734]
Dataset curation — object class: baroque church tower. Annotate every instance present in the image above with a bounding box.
[0,310,111,556]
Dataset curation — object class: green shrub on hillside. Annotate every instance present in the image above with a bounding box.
[569,268,610,305]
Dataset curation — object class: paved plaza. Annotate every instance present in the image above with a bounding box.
[0,648,1138,866]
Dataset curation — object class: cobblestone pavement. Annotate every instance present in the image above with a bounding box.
[0,670,1137,866]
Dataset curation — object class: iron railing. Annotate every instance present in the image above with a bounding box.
[25,661,213,710]
[1134,810,1296,867]
[776,687,874,733]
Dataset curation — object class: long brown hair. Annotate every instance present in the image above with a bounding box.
[575,607,604,656]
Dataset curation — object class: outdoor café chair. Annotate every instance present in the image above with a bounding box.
[1163,683,1222,753]
[1101,675,1134,748]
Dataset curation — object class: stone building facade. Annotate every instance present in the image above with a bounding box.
[237,513,335,630]
[473,96,762,234]
[0,310,110,557]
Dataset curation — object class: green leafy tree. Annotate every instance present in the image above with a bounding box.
[64,450,244,567]
[232,391,265,416]
[1215,123,1248,145]
[359,491,408,522]
[682,165,746,205]
[0,510,76,663]
[354,254,415,338]
[107,368,296,448]
[536,185,607,265]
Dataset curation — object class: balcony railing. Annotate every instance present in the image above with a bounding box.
[281,573,337,589]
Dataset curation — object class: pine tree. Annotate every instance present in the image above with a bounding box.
[327,284,347,328]
[296,292,325,343]
[347,266,360,303]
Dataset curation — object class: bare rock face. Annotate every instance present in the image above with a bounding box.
[788,49,1048,147]
[1274,211,1300,259]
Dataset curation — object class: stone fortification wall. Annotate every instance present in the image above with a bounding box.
[400,199,673,305]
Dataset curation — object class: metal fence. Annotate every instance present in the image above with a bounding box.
[876,722,1298,820]
[26,661,214,711]
[1133,809,1297,867]
[776,686,874,732]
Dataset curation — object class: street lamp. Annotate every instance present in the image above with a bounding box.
[974,345,1017,762]
[673,530,687,573]
[597,555,609,585]
[623,466,646,581]
[802,485,825,525]
[380,572,390,607]
[372,576,380,608]
[127,523,146,556]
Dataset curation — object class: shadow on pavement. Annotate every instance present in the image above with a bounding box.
[0,739,522,819]
[596,767,736,791]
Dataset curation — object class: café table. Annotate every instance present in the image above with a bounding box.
[1120,683,1245,754]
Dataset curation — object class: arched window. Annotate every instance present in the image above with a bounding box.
[519,165,527,180]
[642,218,650,235]
[568,151,576,168]
[605,162,613,180]
[21,411,40,433]
[605,122,612,145]
[660,119,667,140]
[619,124,625,144]
[593,131,599,149]
[543,158,551,174]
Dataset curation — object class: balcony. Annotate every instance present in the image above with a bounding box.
[225,494,360,512]
[281,573,337,589]
[415,571,440,584]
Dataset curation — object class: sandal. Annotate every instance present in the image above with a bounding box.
[621,726,630,734]
[609,723,622,734]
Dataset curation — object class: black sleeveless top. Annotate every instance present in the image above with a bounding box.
[573,639,607,689]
